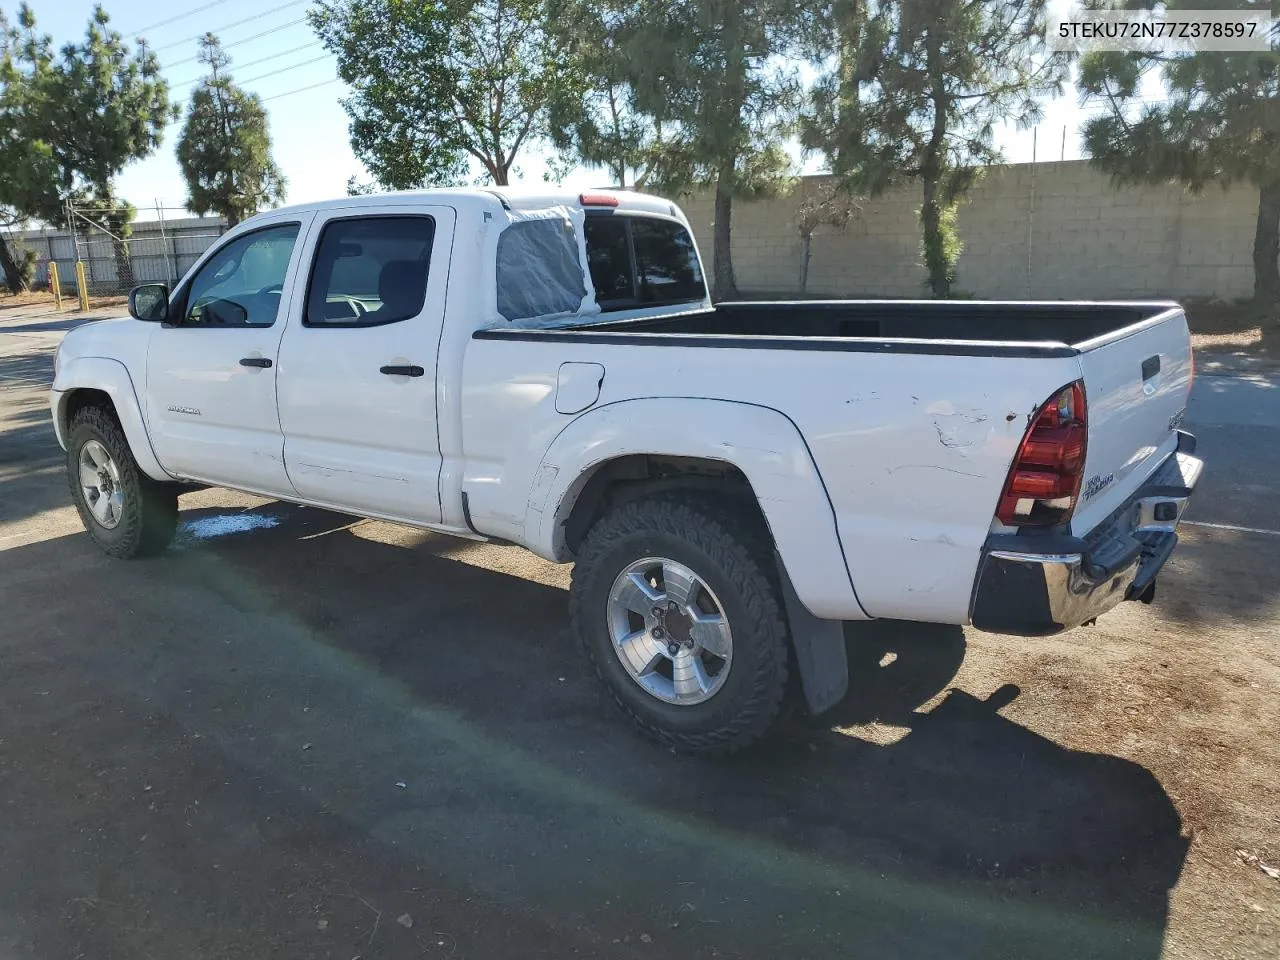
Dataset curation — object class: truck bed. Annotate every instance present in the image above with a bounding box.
[557,300,1177,352]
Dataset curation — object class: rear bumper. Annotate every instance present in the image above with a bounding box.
[970,432,1203,636]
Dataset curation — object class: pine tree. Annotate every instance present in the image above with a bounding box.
[545,1,666,188]
[550,0,804,300]
[1079,2,1280,301]
[176,34,285,227]
[802,0,1065,297]
[0,4,169,292]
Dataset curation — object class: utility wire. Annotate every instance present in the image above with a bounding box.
[153,0,309,52]
[229,40,323,74]
[172,40,323,87]
[238,54,330,85]
[163,18,308,69]
[129,0,233,37]
[163,75,340,124]
[260,77,341,102]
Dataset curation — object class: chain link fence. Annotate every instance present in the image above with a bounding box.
[16,205,226,301]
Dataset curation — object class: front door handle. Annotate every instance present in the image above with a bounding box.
[239,356,272,368]
[380,364,425,377]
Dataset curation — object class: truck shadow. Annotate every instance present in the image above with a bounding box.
[8,500,1178,960]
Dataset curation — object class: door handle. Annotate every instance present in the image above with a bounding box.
[239,356,273,368]
[380,364,425,377]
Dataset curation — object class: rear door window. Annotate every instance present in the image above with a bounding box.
[496,218,587,321]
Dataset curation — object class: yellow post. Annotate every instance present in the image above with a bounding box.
[48,262,63,309]
[74,260,90,311]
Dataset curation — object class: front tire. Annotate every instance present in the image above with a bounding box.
[570,493,791,755]
[66,405,178,558]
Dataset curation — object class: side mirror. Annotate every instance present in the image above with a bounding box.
[129,283,169,322]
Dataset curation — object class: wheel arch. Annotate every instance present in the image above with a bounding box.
[525,397,868,621]
[53,357,172,482]
[561,453,766,556]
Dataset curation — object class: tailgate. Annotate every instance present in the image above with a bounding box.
[1071,306,1194,536]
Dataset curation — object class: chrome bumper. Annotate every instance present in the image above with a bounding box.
[970,433,1203,636]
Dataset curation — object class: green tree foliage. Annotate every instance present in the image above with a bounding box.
[1079,2,1280,301]
[550,1,804,300]
[177,34,286,228]
[545,2,665,188]
[0,3,169,292]
[310,0,566,188]
[803,0,1064,297]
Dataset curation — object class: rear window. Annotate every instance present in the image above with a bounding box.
[632,218,704,304]
[584,217,632,302]
[583,215,705,312]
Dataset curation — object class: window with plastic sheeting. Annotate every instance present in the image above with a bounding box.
[496,217,588,322]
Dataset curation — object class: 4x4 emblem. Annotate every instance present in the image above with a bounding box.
[1083,473,1114,500]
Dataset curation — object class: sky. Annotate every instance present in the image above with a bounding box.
[14,0,1160,221]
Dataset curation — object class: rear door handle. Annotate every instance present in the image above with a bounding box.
[380,364,425,377]
[239,356,272,368]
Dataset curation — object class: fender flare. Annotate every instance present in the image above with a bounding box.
[524,397,868,622]
[51,356,172,482]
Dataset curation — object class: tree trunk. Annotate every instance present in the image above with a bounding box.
[227,209,241,228]
[920,31,952,299]
[920,173,949,298]
[712,178,738,301]
[112,239,136,291]
[800,230,812,295]
[0,236,29,294]
[1254,182,1280,302]
[712,3,745,303]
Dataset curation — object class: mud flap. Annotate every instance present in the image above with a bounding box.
[775,551,848,715]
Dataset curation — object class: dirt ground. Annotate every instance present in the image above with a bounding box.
[1,301,1278,959]
[1185,301,1280,376]
[0,291,125,314]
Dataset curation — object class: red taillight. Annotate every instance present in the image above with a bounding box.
[996,381,1088,527]
[579,192,619,207]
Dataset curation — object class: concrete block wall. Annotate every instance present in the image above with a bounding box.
[681,161,1262,300]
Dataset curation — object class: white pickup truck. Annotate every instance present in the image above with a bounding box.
[51,187,1203,752]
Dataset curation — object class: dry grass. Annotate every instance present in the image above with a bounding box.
[0,290,125,315]
[0,290,56,311]
[1184,300,1280,374]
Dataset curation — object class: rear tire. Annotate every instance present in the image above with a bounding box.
[570,492,790,755]
[67,405,178,558]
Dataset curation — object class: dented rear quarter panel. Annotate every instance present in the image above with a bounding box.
[461,335,1083,624]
